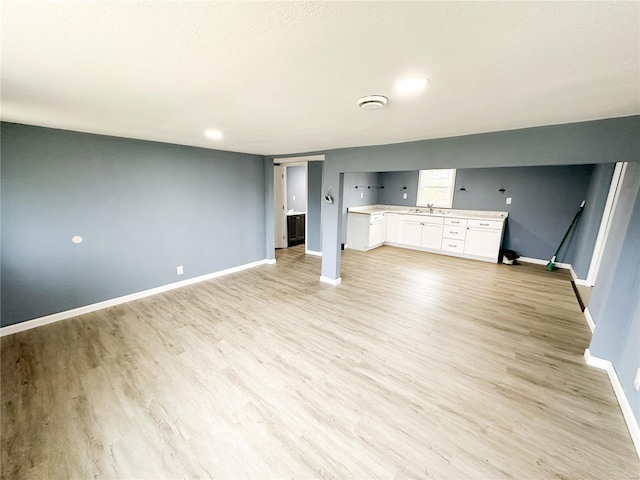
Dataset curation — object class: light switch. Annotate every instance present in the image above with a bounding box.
[403,193,407,199]
[506,197,512,205]
[292,195,295,201]
[360,192,364,198]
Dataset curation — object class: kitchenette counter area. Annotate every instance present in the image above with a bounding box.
[346,204,508,263]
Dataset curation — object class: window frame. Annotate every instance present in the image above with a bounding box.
[416,169,457,208]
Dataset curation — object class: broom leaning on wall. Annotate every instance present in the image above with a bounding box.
[547,200,586,271]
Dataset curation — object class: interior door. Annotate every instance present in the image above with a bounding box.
[274,165,287,248]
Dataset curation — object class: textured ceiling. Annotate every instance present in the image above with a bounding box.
[1,1,638,155]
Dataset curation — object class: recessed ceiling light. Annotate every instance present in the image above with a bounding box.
[204,129,223,140]
[395,77,429,93]
[357,95,388,110]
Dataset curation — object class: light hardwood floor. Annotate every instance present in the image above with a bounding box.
[2,245,639,479]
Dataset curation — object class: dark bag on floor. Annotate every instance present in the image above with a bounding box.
[502,249,519,265]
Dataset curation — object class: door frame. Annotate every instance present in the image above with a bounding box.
[273,154,324,251]
[585,162,627,286]
[273,164,287,249]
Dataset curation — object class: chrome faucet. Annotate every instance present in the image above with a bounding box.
[426,203,434,213]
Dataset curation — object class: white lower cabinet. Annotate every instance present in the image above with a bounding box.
[421,224,444,249]
[442,217,467,253]
[346,213,386,251]
[464,228,503,260]
[442,238,465,253]
[400,218,422,246]
[399,215,444,250]
[369,214,386,248]
[385,213,399,243]
[347,209,505,263]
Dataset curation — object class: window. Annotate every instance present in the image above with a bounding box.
[416,169,456,207]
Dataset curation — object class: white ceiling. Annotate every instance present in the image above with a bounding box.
[1,1,638,156]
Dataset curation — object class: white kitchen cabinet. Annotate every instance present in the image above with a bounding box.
[385,213,399,243]
[346,212,386,251]
[347,206,506,263]
[369,214,386,248]
[442,225,466,241]
[399,215,444,250]
[442,238,465,253]
[421,224,443,249]
[400,218,422,247]
[464,228,503,260]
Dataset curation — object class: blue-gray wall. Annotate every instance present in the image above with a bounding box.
[1,122,266,327]
[588,162,640,421]
[378,171,419,206]
[286,165,306,212]
[569,163,616,279]
[452,165,597,273]
[306,161,323,252]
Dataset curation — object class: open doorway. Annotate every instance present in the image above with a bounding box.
[273,160,308,250]
[285,164,307,247]
[272,155,325,256]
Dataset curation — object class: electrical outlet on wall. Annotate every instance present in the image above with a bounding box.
[634,368,640,391]
[360,192,364,198]
[403,193,407,199]
[292,195,295,201]
[177,265,184,275]
[506,197,512,205]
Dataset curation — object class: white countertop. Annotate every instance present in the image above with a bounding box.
[348,204,508,221]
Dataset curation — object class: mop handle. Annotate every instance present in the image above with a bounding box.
[553,200,586,257]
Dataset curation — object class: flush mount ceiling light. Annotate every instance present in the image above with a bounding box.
[395,77,429,93]
[204,129,223,140]
[357,95,388,110]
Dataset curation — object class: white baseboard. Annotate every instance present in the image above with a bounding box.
[305,250,322,256]
[265,258,277,264]
[584,307,596,333]
[584,349,640,458]
[1,258,273,337]
[519,257,589,280]
[519,256,548,266]
[569,265,578,281]
[319,276,342,286]
[519,256,570,269]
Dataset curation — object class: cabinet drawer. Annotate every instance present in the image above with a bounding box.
[416,215,444,225]
[443,226,466,239]
[442,239,465,252]
[467,219,503,229]
[445,217,467,227]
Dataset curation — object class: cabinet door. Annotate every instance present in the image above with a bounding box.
[369,221,385,248]
[287,215,305,246]
[420,224,443,250]
[386,213,399,243]
[400,219,422,247]
[296,215,305,242]
[464,228,502,259]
